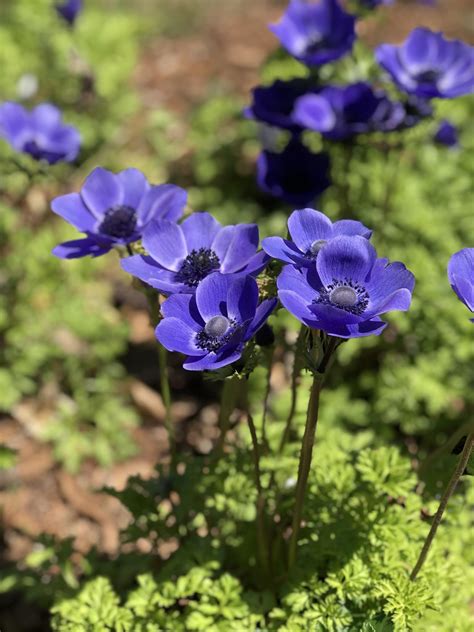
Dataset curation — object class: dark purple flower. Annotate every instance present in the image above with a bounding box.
[277,235,415,338]
[0,102,80,164]
[245,79,313,132]
[293,82,405,140]
[52,167,186,259]
[355,0,393,9]
[269,0,356,66]
[257,139,331,206]
[263,208,371,267]
[121,213,269,295]
[376,28,474,99]
[156,273,277,370]
[447,248,473,320]
[56,0,83,25]
[400,95,433,128]
[434,120,459,148]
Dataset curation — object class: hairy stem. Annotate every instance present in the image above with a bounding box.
[287,335,339,570]
[260,349,274,449]
[278,325,305,454]
[247,413,271,580]
[158,343,175,458]
[287,375,322,570]
[410,432,474,581]
[217,376,238,455]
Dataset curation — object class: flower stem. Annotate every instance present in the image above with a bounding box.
[410,432,474,581]
[143,289,175,462]
[287,374,322,570]
[217,376,238,455]
[247,413,271,581]
[158,343,175,459]
[260,349,274,449]
[278,325,305,454]
[287,334,339,570]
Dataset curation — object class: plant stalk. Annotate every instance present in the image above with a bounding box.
[410,432,474,581]
[278,325,305,454]
[217,376,238,455]
[247,413,271,580]
[287,334,339,570]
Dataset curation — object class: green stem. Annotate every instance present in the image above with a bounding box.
[158,343,174,458]
[143,290,175,462]
[247,413,271,581]
[418,419,474,477]
[217,376,238,455]
[410,432,474,581]
[278,325,305,454]
[288,374,322,570]
[260,349,274,449]
[287,335,339,570]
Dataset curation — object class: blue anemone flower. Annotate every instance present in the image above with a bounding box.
[277,235,415,338]
[263,208,371,267]
[434,120,459,148]
[447,248,473,320]
[257,139,331,206]
[376,28,474,99]
[245,79,314,133]
[292,82,405,140]
[56,0,83,25]
[121,212,269,295]
[0,102,80,164]
[52,167,187,259]
[269,0,356,67]
[156,273,277,370]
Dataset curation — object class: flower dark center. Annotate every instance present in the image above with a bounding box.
[309,239,327,256]
[177,248,220,287]
[99,205,137,239]
[196,316,237,353]
[315,278,369,315]
[415,69,440,84]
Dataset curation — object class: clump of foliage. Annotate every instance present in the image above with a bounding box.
[0,203,138,470]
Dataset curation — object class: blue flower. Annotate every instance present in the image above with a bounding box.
[56,0,82,25]
[277,235,415,338]
[156,273,277,370]
[447,248,473,320]
[0,102,80,164]
[376,28,474,99]
[121,212,269,295]
[257,139,331,206]
[269,0,356,66]
[434,120,459,148]
[292,82,405,140]
[263,208,371,267]
[245,79,314,132]
[52,167,187,259]
[354,0,393,9]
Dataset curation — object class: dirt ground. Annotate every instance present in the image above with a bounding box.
[1,0,473,628]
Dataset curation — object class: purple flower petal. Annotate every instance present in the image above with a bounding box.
[155,317,201,355]
[51,193,95,231]
[142,221,187,272]
[181,212,221,252]
[52,237,110,259]
[183,348,243,371]
[81,167,123,218]
[262,236,307,266]
[195,273,230,320]
[137,184,187,225]
[218,225,259,273]
[288,208,333,252]
[246,299,278,341]
[160,293,204,328]
[227,276,259,322]
[316,235,377,286]
[117,168,149,209]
